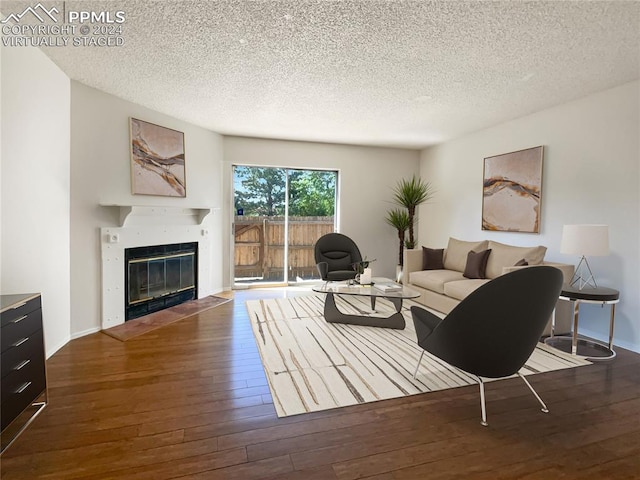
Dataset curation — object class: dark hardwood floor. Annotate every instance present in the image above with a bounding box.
[2,289,639,479]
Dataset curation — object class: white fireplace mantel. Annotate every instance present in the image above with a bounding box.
[99,203,218,329]
[99,203,216,227]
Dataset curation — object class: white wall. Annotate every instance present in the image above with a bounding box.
[70,82,225,336]
[1,44,71,357]
[223,137,420,286]
[419,81,640,353]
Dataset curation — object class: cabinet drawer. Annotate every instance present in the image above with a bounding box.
[1,329,45,379]
[1,308,43,353]
[1,352,45,405]
[1,296,41,327]
[1,358,46,430]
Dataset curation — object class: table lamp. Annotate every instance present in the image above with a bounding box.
[560,224,609,290]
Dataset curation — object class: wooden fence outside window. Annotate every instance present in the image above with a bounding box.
[234,216,335,282]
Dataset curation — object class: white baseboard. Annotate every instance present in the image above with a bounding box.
[580,327,640,354]
[46,327,101,359]
[46,336,70,359]
[70,326,101,340]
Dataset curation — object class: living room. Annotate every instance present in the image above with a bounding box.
[3,5,638,358]
[1,1,639,477]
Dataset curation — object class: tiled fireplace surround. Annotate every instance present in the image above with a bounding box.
[100,206,214,330]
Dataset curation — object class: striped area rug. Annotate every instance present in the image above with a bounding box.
[246,294,591,417]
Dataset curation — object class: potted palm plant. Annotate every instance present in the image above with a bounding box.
[391,175,434,250]
[385,208,411,267]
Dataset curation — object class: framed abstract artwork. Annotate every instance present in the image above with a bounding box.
[130,118,186,197]
[482,146,544,233]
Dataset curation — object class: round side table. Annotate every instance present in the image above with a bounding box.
[545,285,619,361]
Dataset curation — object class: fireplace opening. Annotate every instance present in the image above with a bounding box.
[125,242,198,321]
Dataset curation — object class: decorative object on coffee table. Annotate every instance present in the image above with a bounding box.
[358,267,372,285]
[482,146,543,233]
[352,256,376,275]
[560,224,609,290]
[130,118,186,197]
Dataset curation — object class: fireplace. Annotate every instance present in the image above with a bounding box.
[125,242,198,320]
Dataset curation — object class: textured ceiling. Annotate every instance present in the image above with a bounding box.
[11,1,640,148]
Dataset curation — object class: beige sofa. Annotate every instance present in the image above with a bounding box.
[403,238,574,336]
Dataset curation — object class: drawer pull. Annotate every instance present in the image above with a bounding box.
[11,302,27,310]
[14,359,31,370]
[13,337,29,347]
[12,315,28,324]
[15,381,32,394]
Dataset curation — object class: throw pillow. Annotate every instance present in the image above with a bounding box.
[422,247,444,270]
[514,258,529,266]
[485,240,546,278]
[443,237,489,272]
[463,249,492,279]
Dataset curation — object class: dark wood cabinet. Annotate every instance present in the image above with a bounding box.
[1,293,47,453]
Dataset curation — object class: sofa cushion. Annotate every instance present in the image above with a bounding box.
[463,248,492,279]
[443,238,489,272]
[485,241,547,279]
[422,247,444,270]
[444,279,491,301]
[409,269,465,295]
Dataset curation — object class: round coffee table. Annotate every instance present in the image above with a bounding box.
[545,285,619,361]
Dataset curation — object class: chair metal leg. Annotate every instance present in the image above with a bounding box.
[413,351,425,379]
[475,376,489,427]
[518,373,549,414]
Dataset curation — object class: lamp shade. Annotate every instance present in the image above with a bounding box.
[560,224,609,256]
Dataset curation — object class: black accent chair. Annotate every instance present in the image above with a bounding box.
[314,233,363,282]
[411,266,564,426]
